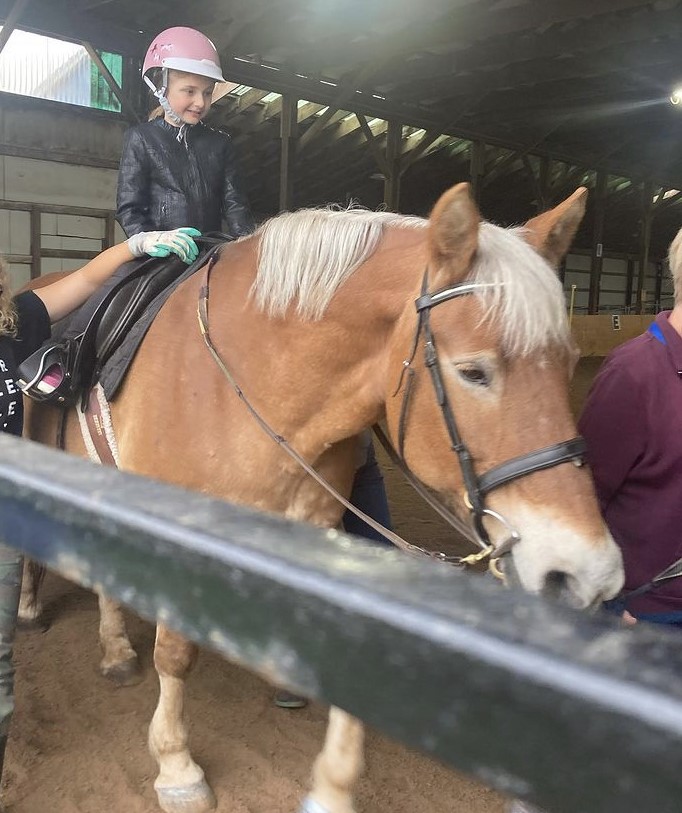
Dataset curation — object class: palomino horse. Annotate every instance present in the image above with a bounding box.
[21,183,623,813]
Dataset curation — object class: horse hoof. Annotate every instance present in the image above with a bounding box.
[100,656,143,687]
[156,780,216,813]
[298,797,333,813]
[17,616,50,633]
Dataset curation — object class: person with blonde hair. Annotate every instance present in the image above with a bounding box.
[0,227,199,801]
[579,223,682,626]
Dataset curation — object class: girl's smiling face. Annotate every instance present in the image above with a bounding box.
[165,70,215,125]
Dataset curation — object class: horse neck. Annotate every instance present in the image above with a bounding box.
[317,228,429,414]
[206,228,429,454]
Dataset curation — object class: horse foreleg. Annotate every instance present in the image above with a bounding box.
[97,591,141,686]
[18,559,46,629]
[300,706,364,813]
[149,623,215,813]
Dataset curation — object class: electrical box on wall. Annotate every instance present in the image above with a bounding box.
[612,315,621,331]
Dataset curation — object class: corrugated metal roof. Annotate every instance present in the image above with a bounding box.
[0,28,90,106]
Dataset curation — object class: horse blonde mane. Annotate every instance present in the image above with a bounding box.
[251,206,570,357]
[472,223,571,357]
[252,207,426,320]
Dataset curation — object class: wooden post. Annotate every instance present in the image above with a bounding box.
[82,42,140,122]
[588,171,607,315]
[538,156,551,211]
[0,0,31,56]
[279,95,298,212]
[469,141,485,204]
[384,120,402,212]
[29,205,41,280]
[568,284,577,325]
[625,257,635,312]
[636,182,654,314]
[355,115,389,180]
[104,212,116,249]
[122,56,145,120]
[654,260,664,313]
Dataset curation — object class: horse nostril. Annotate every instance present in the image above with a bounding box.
[541,570,581,608]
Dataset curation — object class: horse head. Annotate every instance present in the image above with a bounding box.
[386,183,624,609]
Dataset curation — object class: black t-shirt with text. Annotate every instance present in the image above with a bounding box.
[0,291,50,435]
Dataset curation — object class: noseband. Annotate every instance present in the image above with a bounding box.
[396,271,586,560]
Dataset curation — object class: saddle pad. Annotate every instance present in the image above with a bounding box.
[99,244,222,400]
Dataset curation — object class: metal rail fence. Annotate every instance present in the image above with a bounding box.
[0,433,680,813]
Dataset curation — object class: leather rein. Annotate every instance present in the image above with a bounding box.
[196,258,586,573]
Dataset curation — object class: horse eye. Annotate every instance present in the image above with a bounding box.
[457,366,490,387]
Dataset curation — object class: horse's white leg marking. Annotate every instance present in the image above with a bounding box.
[149,624,215,813]
[301,706,364,813]
[97,591,141,685]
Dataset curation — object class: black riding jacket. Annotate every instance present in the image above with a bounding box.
[116,118,255,239]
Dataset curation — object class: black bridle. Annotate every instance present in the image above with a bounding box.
[396,271,587,555]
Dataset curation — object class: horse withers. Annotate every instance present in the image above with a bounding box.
[21,183,624,813]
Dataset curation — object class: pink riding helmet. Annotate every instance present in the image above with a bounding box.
[143,26,227,83]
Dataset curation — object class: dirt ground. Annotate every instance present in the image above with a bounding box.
[2,359,604,813]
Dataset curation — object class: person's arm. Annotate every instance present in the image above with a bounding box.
[578,355,646,510]
[33,228,200,323]
[221,139,255,238]
[116,128,153,237]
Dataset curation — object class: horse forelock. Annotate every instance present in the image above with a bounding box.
[471,223,572,358]
[251,207,427,320]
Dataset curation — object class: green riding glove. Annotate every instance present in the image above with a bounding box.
[126,227,202,264]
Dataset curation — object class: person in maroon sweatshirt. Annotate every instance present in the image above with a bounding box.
[578,225,682,626]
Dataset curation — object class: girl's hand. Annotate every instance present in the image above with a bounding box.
[127,227,202,264]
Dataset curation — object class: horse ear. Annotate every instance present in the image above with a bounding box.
[428,183,480,284]
[524,187,588,267]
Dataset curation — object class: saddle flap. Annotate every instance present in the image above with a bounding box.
[95,255,185,361]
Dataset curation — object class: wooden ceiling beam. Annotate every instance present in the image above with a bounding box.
[396,40,679,104]
[226,101,328,159]
[370,5,682,89]
[305,0,652,75]
[214,56,682,187]
[0,0,31,55]
[0,0,147,54]
[231,95,284,132]
[239,113,383,181]
[211,88,271,124]
[295,58,392,149]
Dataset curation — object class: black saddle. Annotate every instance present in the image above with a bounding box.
[18,234,229,407]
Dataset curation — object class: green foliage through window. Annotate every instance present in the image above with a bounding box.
[90,51,122,112]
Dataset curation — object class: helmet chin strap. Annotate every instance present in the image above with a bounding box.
[144,68,186,127]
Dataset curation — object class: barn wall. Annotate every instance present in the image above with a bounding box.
[0,92,125,290]
[0,93,676,317]
[570,315,655,357]
[563,253,674,315]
